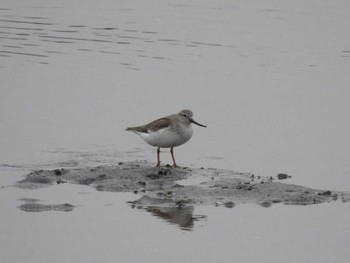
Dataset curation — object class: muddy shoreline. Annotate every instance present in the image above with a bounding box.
[16,161,349,209]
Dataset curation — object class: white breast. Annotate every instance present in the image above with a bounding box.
[139,126,193,148]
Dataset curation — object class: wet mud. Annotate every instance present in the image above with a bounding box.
[16,161,349,210]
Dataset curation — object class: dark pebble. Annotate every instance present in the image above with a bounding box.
[54,169,62,176]
[224,201,235,208]
[56,179,66,184]
[176,200,184,208]
[277,173,289,180]
[260,201,272,208]
[157,169,168,175]
[271,199,281,203]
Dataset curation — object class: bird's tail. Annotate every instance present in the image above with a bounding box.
[125,126,147,133]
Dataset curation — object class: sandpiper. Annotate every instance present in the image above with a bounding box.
[126,109,206,167]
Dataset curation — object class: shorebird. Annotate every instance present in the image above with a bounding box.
[126,109,206,167]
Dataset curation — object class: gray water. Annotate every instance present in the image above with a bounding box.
[1,1,350,262]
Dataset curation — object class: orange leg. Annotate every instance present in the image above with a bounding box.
[170,147,178,168]
[156,147,161,167]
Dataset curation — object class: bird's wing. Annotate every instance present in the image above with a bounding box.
[126,117,172,134]
[147,117,172,132]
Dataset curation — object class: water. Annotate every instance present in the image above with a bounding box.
[1,1,350,262]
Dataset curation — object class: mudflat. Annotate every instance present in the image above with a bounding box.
[16,161,349,209]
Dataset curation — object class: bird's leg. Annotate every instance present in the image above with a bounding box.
[170,147,178,168]
[156,147,161,168]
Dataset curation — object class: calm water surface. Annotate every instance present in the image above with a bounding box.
[1,1,350,262]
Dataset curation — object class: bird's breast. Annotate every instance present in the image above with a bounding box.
[140,125,193,148]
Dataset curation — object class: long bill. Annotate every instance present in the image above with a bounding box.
[190,119,207,127]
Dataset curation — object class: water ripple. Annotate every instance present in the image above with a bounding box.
[0,8,230,68]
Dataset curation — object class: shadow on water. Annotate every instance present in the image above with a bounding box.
[144,206,207,231]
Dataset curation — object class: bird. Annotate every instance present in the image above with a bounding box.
[126,109,206,168]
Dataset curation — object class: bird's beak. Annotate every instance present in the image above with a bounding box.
[190,118,207,127]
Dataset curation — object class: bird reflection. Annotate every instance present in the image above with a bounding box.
[145,206,195,231]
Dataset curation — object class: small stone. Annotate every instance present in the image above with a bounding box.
[271,199,281,203]
[56,179,66,184]
[224,201,235,208]
[332,193,338,200]
[176,200,185,208]
[260,201,272,208]
[277,173,289,180]
[54,169,62,176]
